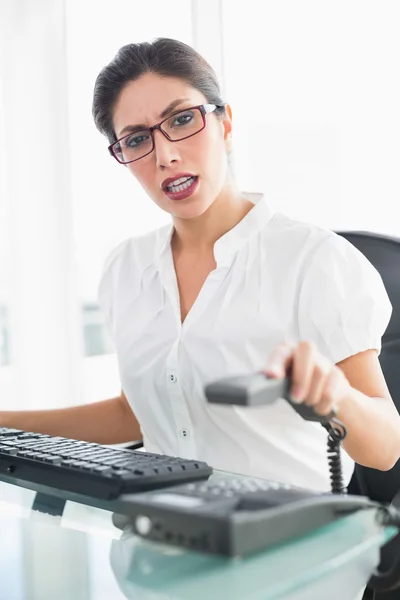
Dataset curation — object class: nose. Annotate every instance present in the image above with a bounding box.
[153,129,181,169]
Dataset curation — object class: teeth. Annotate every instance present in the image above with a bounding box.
[171,176,191,186]
[167,176,195,193]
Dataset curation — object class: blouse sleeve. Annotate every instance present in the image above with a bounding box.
[297,233,392,364]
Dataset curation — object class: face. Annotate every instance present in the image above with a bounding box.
[112,73,232,220]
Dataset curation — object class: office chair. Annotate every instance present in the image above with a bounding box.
[336,231,400,600]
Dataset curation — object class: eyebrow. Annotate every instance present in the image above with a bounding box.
[117,98,191,138]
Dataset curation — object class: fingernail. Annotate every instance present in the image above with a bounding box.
[290,396,303,405]
[290,386,304,403]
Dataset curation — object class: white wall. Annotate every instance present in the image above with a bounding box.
[222,0,400,235]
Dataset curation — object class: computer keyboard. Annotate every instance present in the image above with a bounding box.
[0,427,212,500]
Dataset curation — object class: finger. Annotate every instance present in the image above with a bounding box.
[304,359,332,407]
[264,342,296,379]
[315,369,342,416]
[291,341,316,402]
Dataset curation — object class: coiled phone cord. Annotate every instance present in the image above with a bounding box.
[322,418,348,494]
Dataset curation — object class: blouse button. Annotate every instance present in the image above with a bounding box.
[169,374,177,383]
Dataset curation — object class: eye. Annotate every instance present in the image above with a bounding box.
[172,111,194,126]
[125,132,150,148]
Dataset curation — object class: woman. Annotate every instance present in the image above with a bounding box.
[1,38,399,492]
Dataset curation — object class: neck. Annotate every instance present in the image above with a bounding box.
[171,183,254,255]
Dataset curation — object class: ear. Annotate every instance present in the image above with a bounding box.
[222,104,233,139]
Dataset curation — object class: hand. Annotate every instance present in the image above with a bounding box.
[264,341,352,417]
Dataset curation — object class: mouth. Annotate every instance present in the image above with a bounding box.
[162,174,199,201]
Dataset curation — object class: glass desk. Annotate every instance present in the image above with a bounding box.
[0,475,396,600]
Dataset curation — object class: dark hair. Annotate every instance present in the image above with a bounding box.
[92,37,225,144]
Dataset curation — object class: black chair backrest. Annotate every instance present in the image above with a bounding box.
[336,231,400,502]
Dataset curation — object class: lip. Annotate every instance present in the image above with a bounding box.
[162,173,199,202]
[161,173,197,190]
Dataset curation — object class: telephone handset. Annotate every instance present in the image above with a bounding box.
[205,372,336,421]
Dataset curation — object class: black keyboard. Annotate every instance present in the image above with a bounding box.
[0,427,212,500]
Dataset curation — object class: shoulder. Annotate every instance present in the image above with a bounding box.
[262,211,347,270]
[100,223,171,282]
[97,223,171,314]
[264,211,376,270]
[261,211,391,318]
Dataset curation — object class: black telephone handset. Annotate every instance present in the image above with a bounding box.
[204,372,347,494]
[204,373,336,423]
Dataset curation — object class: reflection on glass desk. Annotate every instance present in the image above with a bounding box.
[0,478,396,600]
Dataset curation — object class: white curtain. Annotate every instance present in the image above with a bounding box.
[0,0,84,410]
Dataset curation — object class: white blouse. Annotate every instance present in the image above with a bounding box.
[98,195,392,492]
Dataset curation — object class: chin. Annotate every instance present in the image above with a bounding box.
[155,192,211,219]
[173,199,213,220]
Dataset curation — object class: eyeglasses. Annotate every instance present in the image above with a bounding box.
[108,103,223,165]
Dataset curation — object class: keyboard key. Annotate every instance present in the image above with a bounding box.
[42,456,63,464]
[0,428,24,437]
[92,465,113,474]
